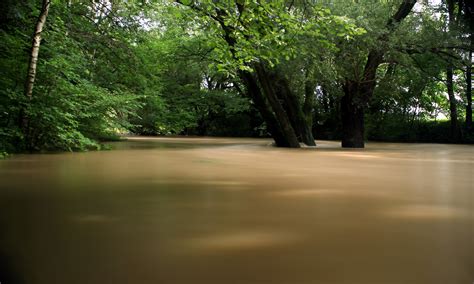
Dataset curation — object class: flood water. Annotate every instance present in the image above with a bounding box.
[0,137,473,284]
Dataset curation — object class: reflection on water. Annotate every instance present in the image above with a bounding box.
[0,137,473,284]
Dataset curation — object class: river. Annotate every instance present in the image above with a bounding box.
[0,137,473,284]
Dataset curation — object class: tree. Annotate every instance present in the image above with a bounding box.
[1,0,472,155]
[339,0,417,148]
[445,0,461,141]
[466,43,472,131]
[22,0,51,146]
[175,0,362,147]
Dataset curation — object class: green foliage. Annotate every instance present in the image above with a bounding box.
[128,18,256,136]
[0,0,472,154]
[174,0,364,77]
[367,117,474,143]
[0,0,144,152]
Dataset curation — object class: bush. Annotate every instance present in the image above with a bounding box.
[367,115,473,144]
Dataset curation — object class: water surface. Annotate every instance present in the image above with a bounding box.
[0,137,473,284]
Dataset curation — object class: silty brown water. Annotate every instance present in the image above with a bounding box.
[0,137,473,284]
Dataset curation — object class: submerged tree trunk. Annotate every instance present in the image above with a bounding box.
[254,64,300,148]
[274,73,316,146]
[466,48,472,131]
[340,49,383,148]
[339,0,416,148]
[180,2,309,148]
[341,81,365,148]
[239,71,290,147]
[198,7,301,148]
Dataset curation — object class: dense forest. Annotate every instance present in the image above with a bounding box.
[0,0,473,155]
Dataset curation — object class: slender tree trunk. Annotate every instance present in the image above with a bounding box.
[254,63,300,148]
[303,79,316,131]
[446,65,460,141]
[22,0,51,139]
[445,0,460,141]
[24,0,50,100]
[466,48,472,131]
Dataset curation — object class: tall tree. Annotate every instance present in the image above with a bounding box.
[175,1,302,147]
[340,0,417,148]
[466,42,472,130]
[445,0,461,141]
[175,0,362,147]
[459,0,473,131]
[24,0,51,100]
[21,0,51,147]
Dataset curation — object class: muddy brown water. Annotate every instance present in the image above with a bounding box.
[0,137,473,284]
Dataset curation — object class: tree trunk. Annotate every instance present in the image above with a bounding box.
[24,0,50,100]
[341,81,365,148]
[445,0,460,141]
[203,7,300,148]
[22,0,51,140]
[254,63,300,148]
[274,73,316,146]
[466,48,472,131]
[303,79,316,131]
[340,50,383,148]
[239,71,290,147]
[446,65,460,141]
[339,0,415,148]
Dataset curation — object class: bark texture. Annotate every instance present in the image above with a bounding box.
[21,0,51,147]
[274,73,316,146]
[254,64,300,148]
[24,0,51,100]
[239,71,289,147]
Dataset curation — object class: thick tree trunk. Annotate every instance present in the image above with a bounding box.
[340,51,382,148]
[274,74,316,146]
[254,63,300,148]
[203,7,301,148]
[466,49,472,131]
[341,82,365,148]
[446,65,460,141]
[339,0,415,148]
[239,71,290,147]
